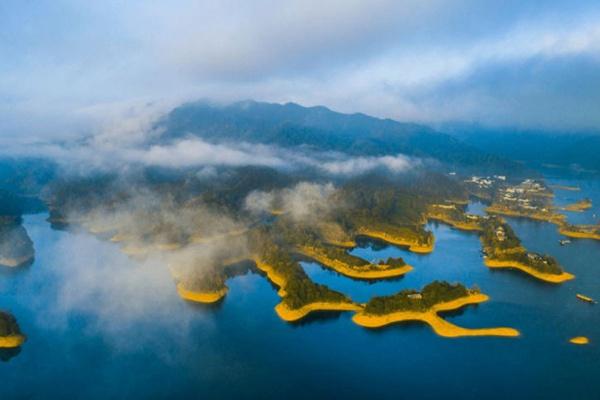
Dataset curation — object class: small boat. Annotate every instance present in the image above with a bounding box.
[576,294,596,304]
[559,239,571,246]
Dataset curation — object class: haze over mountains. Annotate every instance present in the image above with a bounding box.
[157,100,516,171]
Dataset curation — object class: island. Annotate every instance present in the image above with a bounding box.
[297,244,413,279]
[426,203,483,231]
[549,184,580,192]
[480,217,574,283]
[560,198,592,212]
[355,223,434,253]
[0,311,25,348]
[558,223,600,240]
[569,336,589,345]
[0,224,34,268]
[352,281,519,338]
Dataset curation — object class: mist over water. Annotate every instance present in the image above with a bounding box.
[1,175,599,399]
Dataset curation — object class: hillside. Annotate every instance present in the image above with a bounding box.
[156,100,517,172]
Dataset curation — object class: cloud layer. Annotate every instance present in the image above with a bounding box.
[2,0,600,137]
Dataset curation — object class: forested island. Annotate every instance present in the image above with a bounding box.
[561,198,592,212]
[0,311,25,348]
[0,190,35,268]
[480,217,573,283]
[352,281,519,337]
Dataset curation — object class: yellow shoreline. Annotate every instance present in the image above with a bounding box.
[549,185,580,192]
[486,206,565,225]
[484,259,574,283]
[252,257,362,321]
[298,247,413,279]
[252,258,288,297]
[176,283,227,303]
[352,294,519,338]
[325,240,357,248]
[569,336,589,345]
[356,228,434,253]
[558,227,600,240]
[0,335,26,348]
[427,215,482,232]
[276,302,363,322]
[560,201,592,212]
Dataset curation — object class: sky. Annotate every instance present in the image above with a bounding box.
[2,0,600,141]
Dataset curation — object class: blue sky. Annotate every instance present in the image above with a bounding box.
[2,0,600,140]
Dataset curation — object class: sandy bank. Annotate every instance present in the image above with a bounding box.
[484,259,574,283]
[298,247,413,279]
[325,240,357,248]
[549,185,580,192]
[275,302,363,322]
[252,258,288,297]
[569,336,589,345]
[558,227,600,240]
[176,283,227,303]
[357,228,434,253]
[560,200,592,212]
[427,215,482,232]
[0,334,25,348]
[352,294,519,338]
[486,206,565,225]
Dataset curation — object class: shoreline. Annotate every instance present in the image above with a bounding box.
[252,258,288,296]
[569,336,589,345]
[549,185,580,192]
[176,283,228,303]
[558,227,600,240]
[484,259,574,283]
[356,229,434,253]
[0,335,26,348]
[486,206,565,225]
[298,247,413,279]
[427,215,482,232]
[352,294,519,338]
[275,302,363,322]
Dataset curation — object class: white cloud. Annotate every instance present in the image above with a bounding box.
[320,154,415,175]
[245,182,336,222]
[3,1,600,135]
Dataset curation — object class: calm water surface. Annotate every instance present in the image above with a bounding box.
[1,177,599,399]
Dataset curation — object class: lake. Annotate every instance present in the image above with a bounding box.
[1,177,599,399]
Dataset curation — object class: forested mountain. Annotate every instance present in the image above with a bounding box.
[157,100,517,171]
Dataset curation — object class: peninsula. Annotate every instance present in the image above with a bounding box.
[560,198,592,212]
[352,281,519,337]
[480,217,574,283]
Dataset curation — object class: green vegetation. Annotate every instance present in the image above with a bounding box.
[427,203,482,230]
[382,257,406,268]
[480,217,563,275]
[250,229,350,310]
[363,281,473,315]
[0,311,22,337]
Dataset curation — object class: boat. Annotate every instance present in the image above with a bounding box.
[576,294,596,304]
[559,239,571,246]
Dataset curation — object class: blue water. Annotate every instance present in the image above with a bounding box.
[1,180,599,399]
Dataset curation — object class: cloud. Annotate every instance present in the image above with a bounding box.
[3,0,600,137]
[245,182,336,222]
[320,154,416,175]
